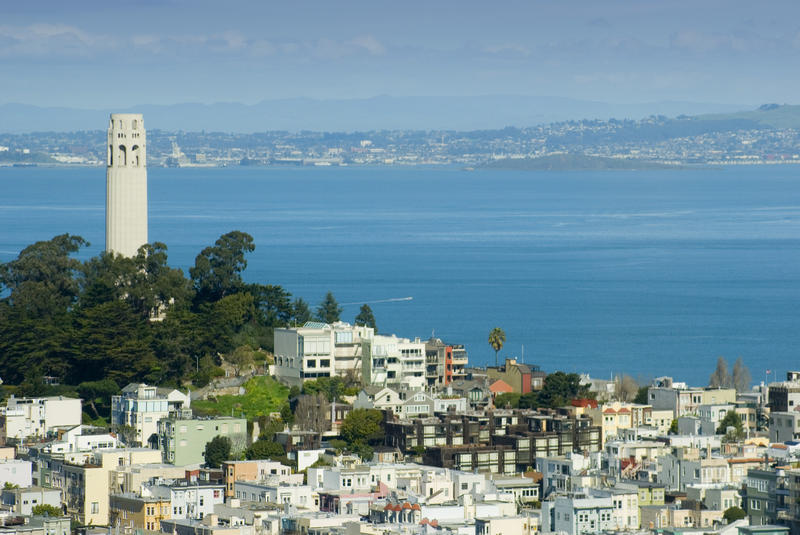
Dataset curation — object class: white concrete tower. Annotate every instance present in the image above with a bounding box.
[106,113,148,257]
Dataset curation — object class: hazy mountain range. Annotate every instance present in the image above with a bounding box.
[0,96,753,134]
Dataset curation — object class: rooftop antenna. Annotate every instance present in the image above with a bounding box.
[521,345,524,363]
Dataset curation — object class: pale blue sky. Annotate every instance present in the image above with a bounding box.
[2,0,799,108]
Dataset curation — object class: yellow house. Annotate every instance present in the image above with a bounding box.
[110,494,171,532]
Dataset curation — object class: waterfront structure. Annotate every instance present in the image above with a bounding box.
[106,113,147,257]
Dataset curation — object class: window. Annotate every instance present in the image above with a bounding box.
[91,502,99,514]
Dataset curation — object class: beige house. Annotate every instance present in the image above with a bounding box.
[59,448,163,525]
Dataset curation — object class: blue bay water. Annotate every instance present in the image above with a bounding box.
[2,165,799,386]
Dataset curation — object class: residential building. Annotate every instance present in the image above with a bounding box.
[768,372,800,413]
[0,460,32,488]
[475,515,538,535]
[221,460,294,498]
[486,358,546,394]
[273,322,438,390]
[648,385,736,418]
[770,411,800,443]
[233,481,315,509]
[109,493,171,532]
[0,487,61,515]
[158,416,247,465]
[112,383,190,446]
[0,396,81,443]
[541,493,615,535]
[143,480,225,521]
[742,468,788,526]
[55,448,163,525]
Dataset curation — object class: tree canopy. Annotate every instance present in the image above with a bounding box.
[354,304,377,332]
[204,435,232,468]
[0,232,296,388]
[315,291,342,324]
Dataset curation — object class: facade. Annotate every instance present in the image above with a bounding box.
[158,416,247,465]
[486,358,546,394]
[542,493,615,535]
[0,459,33,488]
[0,487,60,515]
[221,460,294,498]
[770,411,800,443]
[144,480,225,520]
[0,396,81,443]
[112,383,190,447]
[274,322,464,390]
[647,386,736,418]
[109,493,171,532]
[106,113,148,257]
[743,468,788,526]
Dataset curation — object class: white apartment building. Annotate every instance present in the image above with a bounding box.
[0,396,81,442]
[112,383,190,446]
[46,425,118,454]
[542,493,615,535]
[0,459,33,488]
[273,321,426,389]
[144,481,225,520]
[233,481,316,510]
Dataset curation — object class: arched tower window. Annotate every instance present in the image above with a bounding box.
[109,144,113,166]
[132,119,138,130]
[131,145,140,167]
[118,145,127,166]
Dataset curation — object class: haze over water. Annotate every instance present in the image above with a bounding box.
[2,165,799,386]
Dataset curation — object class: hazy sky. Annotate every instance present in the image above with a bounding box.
[3,0,800,108]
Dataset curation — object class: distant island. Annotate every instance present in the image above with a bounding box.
[481,153,681,171]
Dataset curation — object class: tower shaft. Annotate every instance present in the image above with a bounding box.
[106,113,148,257]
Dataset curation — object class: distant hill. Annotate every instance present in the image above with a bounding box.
[0,96,748,133]
[696,104,800,129]
[482,154,680,171]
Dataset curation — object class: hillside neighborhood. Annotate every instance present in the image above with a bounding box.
[0,320,796,535]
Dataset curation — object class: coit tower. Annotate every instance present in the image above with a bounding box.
[106,113,148,257]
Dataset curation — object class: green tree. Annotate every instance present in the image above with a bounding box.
[203,436,232,468]
[354,304,377,332]
[31,504,62,517]
[537,372,589,408]
[245,439,285,460]
[341,409,383,446]
[190,231,255,305]
[669,419,678,434]
[248,283,292,327]
[291,298,311,326]
[722,506,746,523]
[716,410,744,435]
[77,379,120,421]
[70,300,158,384]
[494,392,521,408]
[488,327,506,367]
[303,376,346,402]
[634,386,649,405]
[0,234,87,319]
[315,292,342,324]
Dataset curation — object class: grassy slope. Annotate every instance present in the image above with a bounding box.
[192,375,289,420]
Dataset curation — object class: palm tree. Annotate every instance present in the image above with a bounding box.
[488,327,506,367]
